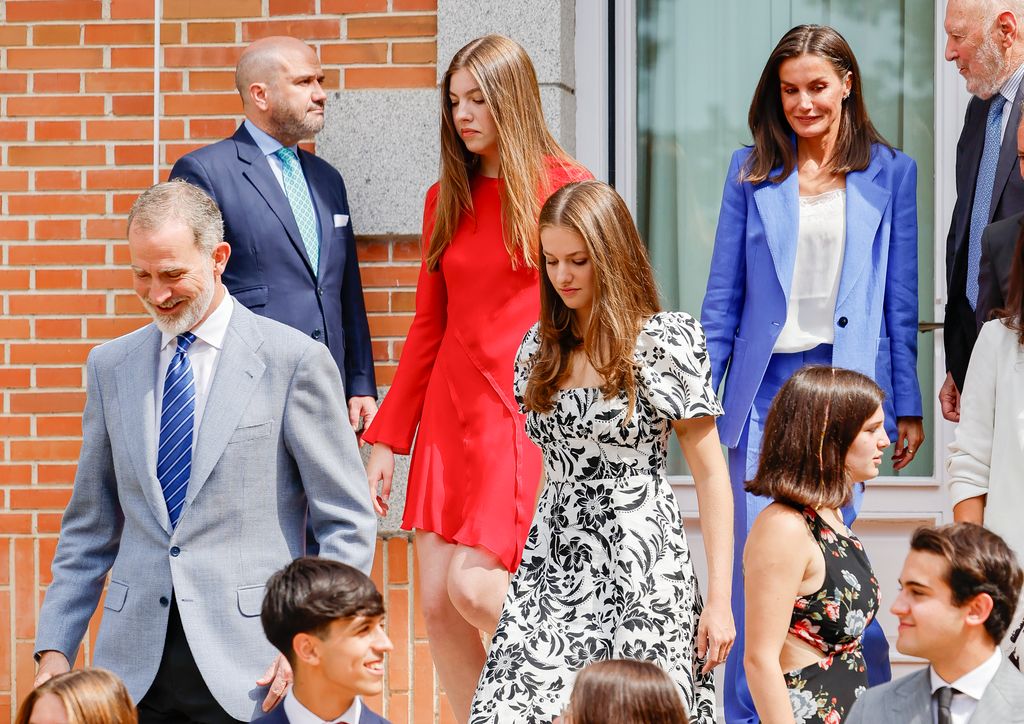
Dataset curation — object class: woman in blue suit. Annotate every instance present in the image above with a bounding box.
[700,25,924,723]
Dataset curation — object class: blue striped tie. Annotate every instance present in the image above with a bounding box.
[275,147,320,275]
[967,93,1007,309]
[158,333,196,529]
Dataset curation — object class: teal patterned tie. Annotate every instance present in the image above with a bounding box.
[275,147,320,275]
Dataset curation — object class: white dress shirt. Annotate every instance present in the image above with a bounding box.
[282,691,361,724]
[774,189,847,353]
[929,647,1002,724]
[155,292,233,445]
[998,62,1024,138]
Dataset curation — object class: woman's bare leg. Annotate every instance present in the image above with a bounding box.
[447,544,510,635]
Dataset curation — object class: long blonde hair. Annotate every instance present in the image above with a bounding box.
[15,669,137,724]
[524,181,661,419]
[427,34,580,271]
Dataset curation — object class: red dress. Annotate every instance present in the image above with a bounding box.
[363,162,590,571]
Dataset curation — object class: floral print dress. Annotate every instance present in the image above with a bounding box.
[785,506,880,724]
[469,313,723,724]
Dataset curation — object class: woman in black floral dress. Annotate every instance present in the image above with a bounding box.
[744,367,888,723]
[469,181,735,724]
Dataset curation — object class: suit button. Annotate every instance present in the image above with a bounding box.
[159,596,169,607]
[170,546,180,557]
[837,316,848,328]
[312,329,322,340]
[317,287,324,297]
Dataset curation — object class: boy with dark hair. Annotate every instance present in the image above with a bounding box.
[257,557,392,724]
[847,523,1024,723]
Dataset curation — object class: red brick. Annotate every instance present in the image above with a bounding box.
[39,539,59,585]
[364,291,388,312]
[35,170,83,191]
[35,120,82,142]
[189,71,237,92]
[0,539,10,582]
[357,239,389,261]
[112,244,133,264]
[113,192,141,214]
[163,0,261,18]
[0,514,33,534]
[8,146,105,167]
[34,72,84,93]
[84,22,153,45]
[7,96,104,117]
[33,25,83,45]
[163,143,206,163]
[374,364,396,385]
[187,22,237,43]
[85,168,156,190]
[322,0,387,11]
[36,270,84,290]
[393,42,436,64]
[392,291,416,312]
[10,488,73,509]
[9,341,98,362]
[13,539,36,638]
[9,295,103,318]
[243,19,342,41]
[87,316,148,338]
[84,71,152,93]
[8,194,106,216]
[9,392,87,414]
[86,268,132,289]
[321,42,388,64]
[115,294,146,314]
[110,47,154,68]
[0,465,33,485]
[110,0,154,18]
[36,366,84,387]
[8,245,106,265]
[159,23,184,45]
[0,170,29,191]
[413,641,434,724]
[269,0,315,13]
[360,265,419,287]
[0,370,32,389]
[0,319,31,339]
[86,218,127,240]
[114,143,156,163]
[368,315,413,337]
[10,439,82,461]
[7,47,103,70]
[346,67,435,89]
[0,416,31,436]
[322,69,341,90]
[0,25,29,46]
[163,46,243,69]
[36,417,83,438]
[164,93,241,116]
[371,339,388,359]
[394,0,436,8]
[36,219,84,241]
[387,537,409,584]
[0,221,31,241]
[0,593,10,690]
[0,73,30,93]
[0,120,29,141]
[38,464,77,485]
[6,0,102,21]
[347,15,436,39]
[36,318,84,338]
[189,117,239,139]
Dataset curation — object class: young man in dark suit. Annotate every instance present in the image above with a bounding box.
[258,557,392,724]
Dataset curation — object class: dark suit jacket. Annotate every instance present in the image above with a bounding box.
[977,210,1022,328]
[255,700,390,724]
[944,84,1024,389]
[169,123,376,398]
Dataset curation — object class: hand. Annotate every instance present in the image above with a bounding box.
[257,653,293,712]
[34,650,70,687]
[348,396,378,445]
[366,442,395,516]
[891,416,925,471]
[939,372,960,422]
[696,599,735,674]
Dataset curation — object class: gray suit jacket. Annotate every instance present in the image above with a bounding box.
[846,658,1024,723]
[35,301,376,721]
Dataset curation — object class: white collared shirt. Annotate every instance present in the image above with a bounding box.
[997,62,1024,138]
[282,691,361,724]
[929,647,1003,724]
[244,118,302,194]
[155,291,233,445]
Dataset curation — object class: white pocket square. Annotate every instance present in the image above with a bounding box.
[333,213,349,228]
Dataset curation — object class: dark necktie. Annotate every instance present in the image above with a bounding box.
[158,332,197,528]
[936,685,956,724]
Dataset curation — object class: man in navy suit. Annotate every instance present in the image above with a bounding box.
[170,36,377,433]
[257,557,392,724]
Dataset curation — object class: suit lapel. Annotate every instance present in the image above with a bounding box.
[116,325,174,534]
[752,169,800,300]
[233,125,317,278]
[972,659,1023,721]
[836,155,889,308]
[181,303,266,515]
[991,82,1024,221]
[301,149,332,278]
[896,669,934,723]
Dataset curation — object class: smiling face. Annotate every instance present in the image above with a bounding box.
[945,0,1009,98]
[311,615,393,699]
[844,405,889,482]
[542,225,595,324]
[448,67,499,171]
[778,53,851,143]
[891,549,974,663]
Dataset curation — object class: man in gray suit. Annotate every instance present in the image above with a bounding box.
[847,523,1024,724]
[32,181,376,723]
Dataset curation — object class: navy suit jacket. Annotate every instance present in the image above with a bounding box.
[255,700,389,724]
[170,124,376,398]
[943,85,1024,389]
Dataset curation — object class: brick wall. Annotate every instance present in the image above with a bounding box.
[0,2,439,720]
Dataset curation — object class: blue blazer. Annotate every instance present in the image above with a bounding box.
[700,144,923,448]
[254,700,389,724]
[170,124,376,399]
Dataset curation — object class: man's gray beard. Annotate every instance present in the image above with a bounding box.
[270,105,324,144]
[142,276,215,337]
[968,32,1009,99]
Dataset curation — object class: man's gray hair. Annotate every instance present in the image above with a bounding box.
[978,0,1024,25]
[127,180,224,255]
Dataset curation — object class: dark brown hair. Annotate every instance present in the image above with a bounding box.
[565,659,689,724]
[261,556,384,666]
[910,523,1024,643]
[15,669,137,724]
[747,366,885,508]
[524,181,661,418]
[744,24,892,184]
[997,222,1024,339]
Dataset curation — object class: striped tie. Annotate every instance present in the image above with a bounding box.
[275,146,320,275]
[158,333,196,528]
[967,93,1007,309]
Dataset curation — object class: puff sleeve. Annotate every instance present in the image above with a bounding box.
[636,312,724,420]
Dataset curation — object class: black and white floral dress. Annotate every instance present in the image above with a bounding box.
[469,312,724,724]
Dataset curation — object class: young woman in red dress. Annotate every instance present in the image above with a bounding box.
[362,34,590,722]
